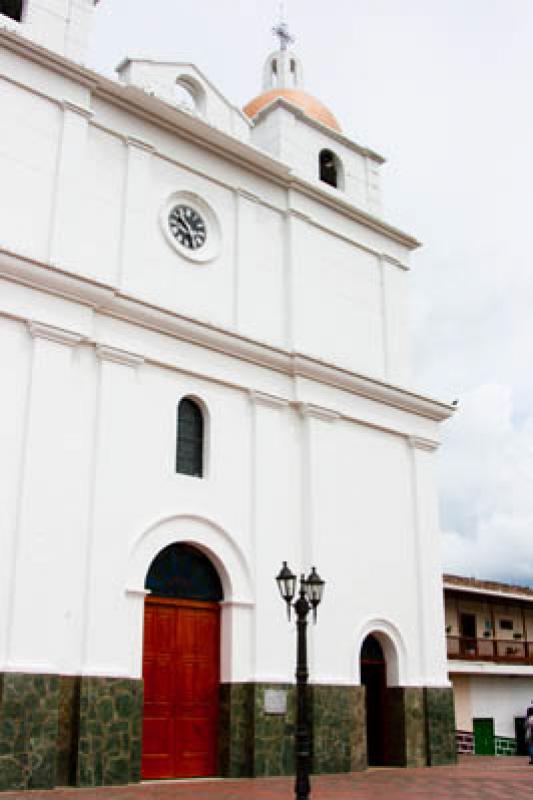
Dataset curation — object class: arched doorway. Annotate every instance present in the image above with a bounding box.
[360,634,387,766]
[141,543,223,780]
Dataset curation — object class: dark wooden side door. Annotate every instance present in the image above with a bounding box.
[361,661,387,766]
[142,597,220,779]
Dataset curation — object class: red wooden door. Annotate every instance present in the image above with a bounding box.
[141,597,220,779]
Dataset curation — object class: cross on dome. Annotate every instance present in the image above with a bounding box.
[272,1,295,51]
[243,0,342,132]
[272,21,295,52]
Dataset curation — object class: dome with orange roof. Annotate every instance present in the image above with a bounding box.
[244,88,341,133]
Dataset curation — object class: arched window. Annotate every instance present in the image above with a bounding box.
[319,149,342,189]
[176,398,204,477]
[145,543,223,601]
[0,0,23,21]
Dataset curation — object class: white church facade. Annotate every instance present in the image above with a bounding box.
[0,1,456,790]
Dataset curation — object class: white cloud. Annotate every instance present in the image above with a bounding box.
[439,384,533,585]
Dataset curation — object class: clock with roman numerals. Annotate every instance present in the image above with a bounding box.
[168,205,207,250]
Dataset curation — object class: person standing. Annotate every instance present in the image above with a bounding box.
[525,704,533,765]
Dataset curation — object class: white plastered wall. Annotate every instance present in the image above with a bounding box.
[451,674,472,731]
[0,46,412,384]
[0,34,449,693]
[0,300,448,688]
[451,674,533,738]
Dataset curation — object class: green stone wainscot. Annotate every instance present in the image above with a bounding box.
[0,675,456,791]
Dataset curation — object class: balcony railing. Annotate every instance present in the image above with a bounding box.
[447,635,533,664]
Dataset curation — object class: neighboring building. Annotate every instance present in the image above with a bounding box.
[445,574,533,757]
[0,1,456,792]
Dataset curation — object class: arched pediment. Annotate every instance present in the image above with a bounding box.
[127,513,254,605]
[354,618,407,686]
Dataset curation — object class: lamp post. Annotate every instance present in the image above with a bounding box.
[276,561,325,800]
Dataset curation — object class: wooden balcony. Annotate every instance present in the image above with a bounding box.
[447,635,533,664]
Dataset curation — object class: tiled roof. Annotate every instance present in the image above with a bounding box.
[444,573,533,599]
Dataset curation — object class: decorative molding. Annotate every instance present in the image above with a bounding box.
[1,256,453,423]
[287,208,312,223]
[291,355,454,422]
[235,188,261,204]
[125,588,150,597]
[96,345,144,368]
[0,245,117,307]
[381,253,410,272]
[220,600,255,609]
[408,435,440,452]
[248,390,290,410]
[61,99,93,119]
[295,402,340,423]
[27,321,84,347]
[125,135,155,153]
[293,178,420,251]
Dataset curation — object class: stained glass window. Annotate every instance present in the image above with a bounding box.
[176,398,204,477]
[145,543,223,601]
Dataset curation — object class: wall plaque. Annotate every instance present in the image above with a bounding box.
[264,688,287,715]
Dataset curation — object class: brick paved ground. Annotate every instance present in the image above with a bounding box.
[2,757,533,800]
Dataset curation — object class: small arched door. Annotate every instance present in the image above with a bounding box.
[141,544,223,780]
[360,634,387,766]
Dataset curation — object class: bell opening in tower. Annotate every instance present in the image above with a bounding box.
[0,0,23,21]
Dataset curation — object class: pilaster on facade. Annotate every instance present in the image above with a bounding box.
[408,434,447,685]
[48,97,93,266]
[117,136,155,288]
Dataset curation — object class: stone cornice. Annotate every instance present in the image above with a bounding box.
[0,248,455,424]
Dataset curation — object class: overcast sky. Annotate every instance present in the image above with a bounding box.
[88,1,533,587]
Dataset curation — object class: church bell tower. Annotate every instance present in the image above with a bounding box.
[0,0,99,63]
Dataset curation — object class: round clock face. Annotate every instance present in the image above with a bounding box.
[168,205,207,250]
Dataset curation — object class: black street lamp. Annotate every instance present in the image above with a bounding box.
[276,561,325,800]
